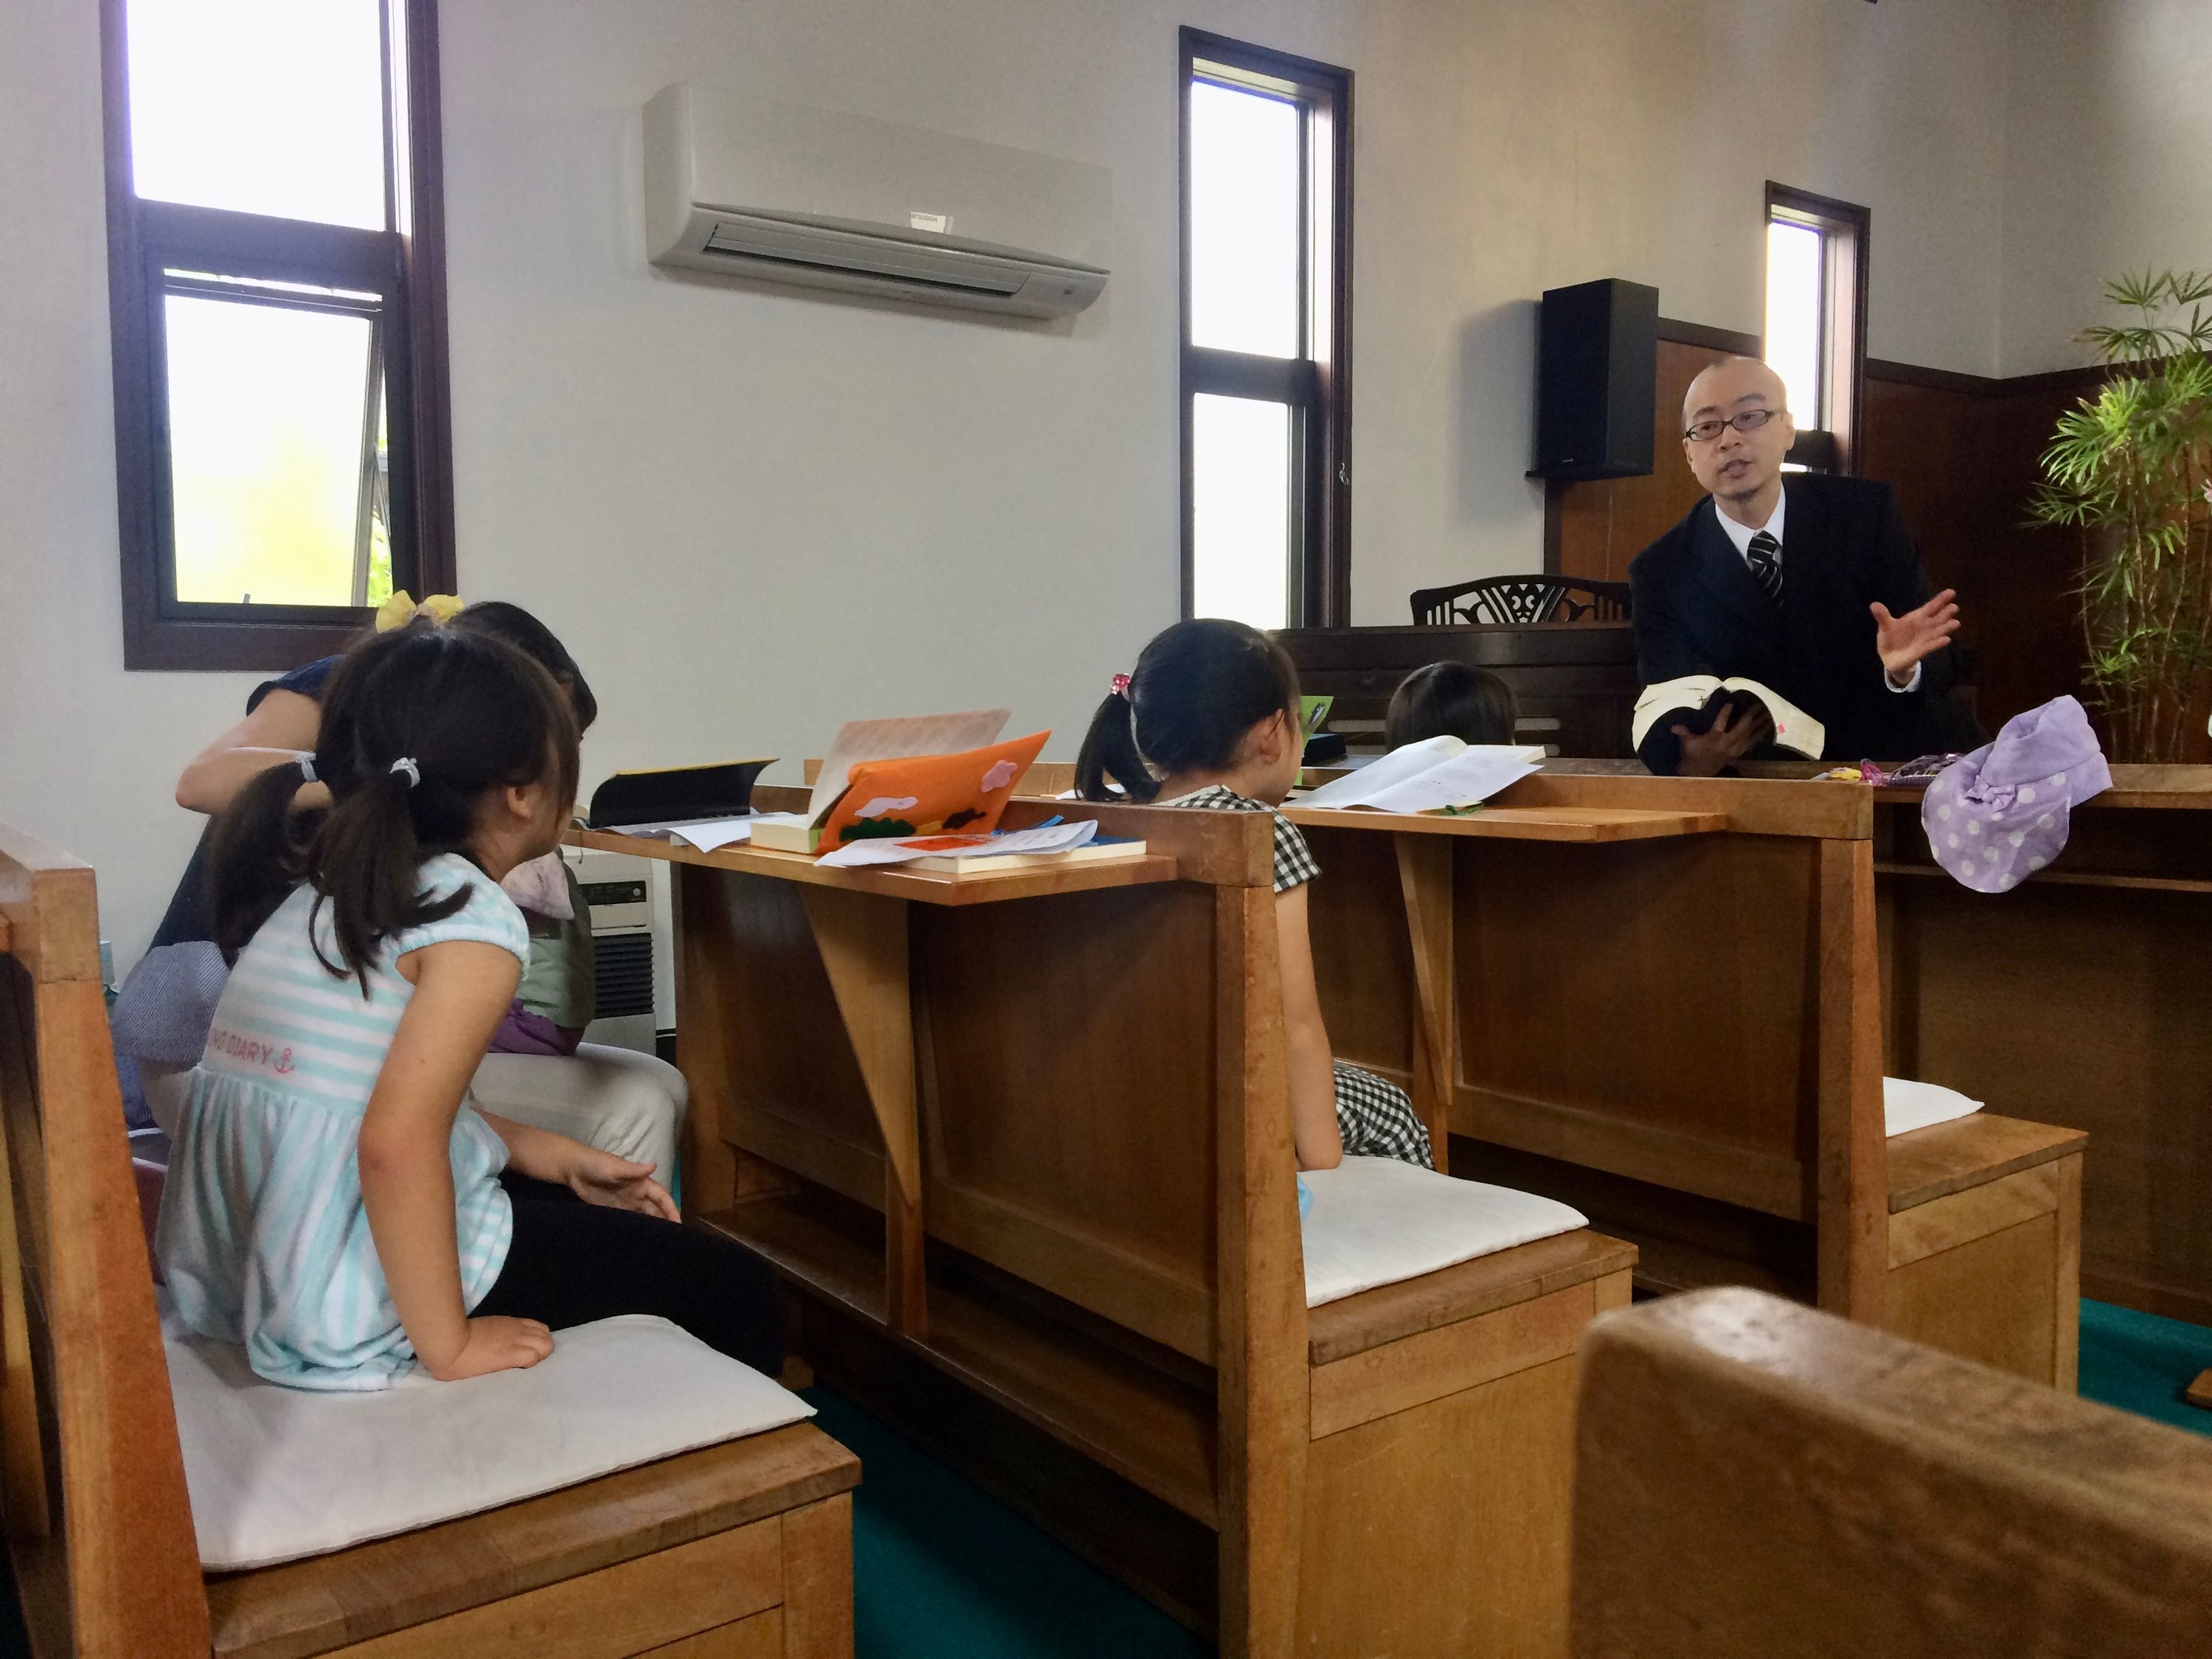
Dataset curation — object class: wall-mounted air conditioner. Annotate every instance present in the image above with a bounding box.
[644,83,1110,320]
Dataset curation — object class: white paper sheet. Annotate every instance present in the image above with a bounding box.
[1296,737,1544,813]
[1297,735,1464,807]
[817,819,1099,869]
[807,709,1012,822]
[667,818,758,852]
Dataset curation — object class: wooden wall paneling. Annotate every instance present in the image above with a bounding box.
[1553,337,1731,585]
[1815,838,1888,1321]
[1212,881,1306,1659]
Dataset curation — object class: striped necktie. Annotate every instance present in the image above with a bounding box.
[1746,529,1784,605]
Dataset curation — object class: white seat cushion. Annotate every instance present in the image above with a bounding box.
[1885,1075,1983,1138]
[1299,1155,1587,1308]
[163,1299,813,1571]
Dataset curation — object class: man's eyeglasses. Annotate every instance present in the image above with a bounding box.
[1683,407,1784,444]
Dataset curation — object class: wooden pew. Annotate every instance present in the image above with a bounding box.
[0,823,858,1658]
[585,786,1638,1657]
[1573,1287,2212,1657]
[1290,771,2087,1386]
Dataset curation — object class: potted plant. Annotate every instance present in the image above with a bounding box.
[2031,271,2212,762]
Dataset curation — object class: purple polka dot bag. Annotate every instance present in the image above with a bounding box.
[1921,695,2111,894]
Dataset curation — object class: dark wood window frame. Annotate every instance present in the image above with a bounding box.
[100,0,456,672]
[1765,181,1870,476]
[1179,28,1353,627]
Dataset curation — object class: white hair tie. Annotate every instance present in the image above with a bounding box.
[296,754,317,785]
[389,757,421,789]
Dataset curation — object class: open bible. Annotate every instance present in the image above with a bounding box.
[1632,676,1826,772]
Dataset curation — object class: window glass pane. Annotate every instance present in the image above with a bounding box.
[164,292,376,606]
[128,0,387,229]
[1192,393,1290,630]
[1764,218,1823,426]
[1189,78,1301,358]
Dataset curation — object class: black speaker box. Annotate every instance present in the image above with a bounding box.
[1530,278,1658,480]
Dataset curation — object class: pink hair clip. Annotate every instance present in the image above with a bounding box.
[1110,673,1132,698]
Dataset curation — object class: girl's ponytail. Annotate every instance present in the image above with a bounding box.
[209,759,319,964]
[307,757,437,987]
[1077,621,1299,803]
[1076,689,1160,803]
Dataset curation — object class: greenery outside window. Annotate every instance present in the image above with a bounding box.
[102,0,455,670]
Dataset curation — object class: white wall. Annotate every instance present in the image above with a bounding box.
[1,0,2024,968]
[2001,0,2212,375]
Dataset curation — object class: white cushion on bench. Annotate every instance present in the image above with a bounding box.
[162,1301,813,1571]
[1300,1155,1587,1308]
[1885,1075,1983,1138]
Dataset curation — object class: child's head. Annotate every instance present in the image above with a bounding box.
[1076,619,1301,804]
[1383,662,1518,751]
[449,600,599,733]
[211,622,581,978]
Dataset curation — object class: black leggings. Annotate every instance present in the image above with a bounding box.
[475,1175,784,1376]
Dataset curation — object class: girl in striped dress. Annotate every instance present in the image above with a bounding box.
[1074,619,1431,1173]
[157,623,780,1391]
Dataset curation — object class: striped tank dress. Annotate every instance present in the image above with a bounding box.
[156,853,529,1391]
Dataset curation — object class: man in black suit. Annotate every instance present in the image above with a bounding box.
[1629,357,1970,775]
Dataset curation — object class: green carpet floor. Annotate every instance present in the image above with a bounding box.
[2076,1297,2212,1436]
[3,1301,2204,1659]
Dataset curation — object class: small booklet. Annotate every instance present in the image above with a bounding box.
[1294,735,1545,814]
[1632,676,1826,761]
[755,728,1050,855]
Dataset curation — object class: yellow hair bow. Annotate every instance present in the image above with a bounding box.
[375,591,465,632]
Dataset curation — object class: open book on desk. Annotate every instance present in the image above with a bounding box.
[1294,735,1545,814]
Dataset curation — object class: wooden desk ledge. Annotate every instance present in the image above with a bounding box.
[569,827,1178,906]
[1280,803,1726,842]
[1885,1114,2087,1214]
[206,1425,859,1659]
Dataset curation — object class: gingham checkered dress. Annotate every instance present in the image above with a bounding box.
[1159,787,1433,1168]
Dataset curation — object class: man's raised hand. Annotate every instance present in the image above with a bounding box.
[1871,589,1960,684]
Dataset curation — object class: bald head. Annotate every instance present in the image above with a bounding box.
[1680,355,1795,524]
[1683,356,1790,431]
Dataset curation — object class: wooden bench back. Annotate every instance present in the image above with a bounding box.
[0,824,208,1655]
[1302,773,1888,1314]
[1574,1287,2212,1656]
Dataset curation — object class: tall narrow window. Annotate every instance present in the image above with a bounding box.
[1180,31,1351,630]
[1764,184,1868,474]
[102,0,453,670]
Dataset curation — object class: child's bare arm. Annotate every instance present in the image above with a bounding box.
[362,939,552,1380]
[476,1110,677,1220]
[1273,885,1345,1169]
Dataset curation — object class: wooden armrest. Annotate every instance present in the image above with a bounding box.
[1886,1113,2087,1212]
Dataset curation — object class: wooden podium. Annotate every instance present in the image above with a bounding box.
[1275,622,1638,757]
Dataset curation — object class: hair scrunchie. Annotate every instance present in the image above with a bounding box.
[375,591,465,633]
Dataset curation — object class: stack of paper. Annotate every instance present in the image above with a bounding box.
[818,819,1099,869]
